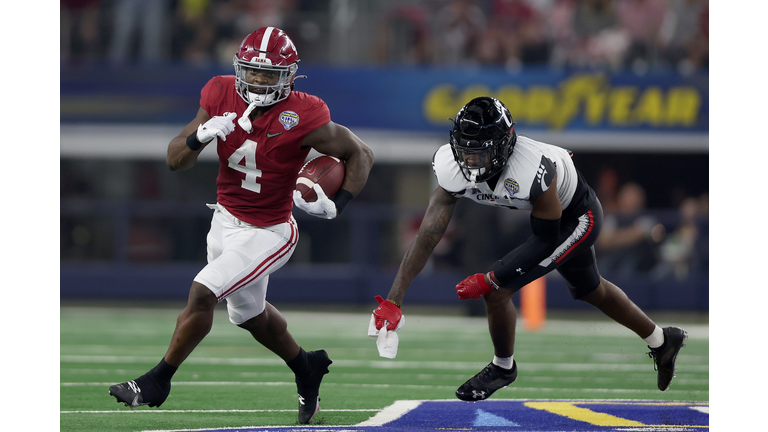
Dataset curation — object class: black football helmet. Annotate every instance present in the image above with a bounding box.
[449,96,517,183]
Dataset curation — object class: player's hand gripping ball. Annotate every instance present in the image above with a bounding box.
[293,155,346,219]
[295,156,345,202]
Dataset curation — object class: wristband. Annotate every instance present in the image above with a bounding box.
[388,299,401,308]
[186,131,203,151]
[331,189,354,215]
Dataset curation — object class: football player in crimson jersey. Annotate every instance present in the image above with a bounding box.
[109,27,373,424]
[372,97,686,401]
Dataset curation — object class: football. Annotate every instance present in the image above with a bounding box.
[295,155,346,202]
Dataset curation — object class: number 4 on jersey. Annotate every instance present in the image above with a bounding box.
[227,139,263,193]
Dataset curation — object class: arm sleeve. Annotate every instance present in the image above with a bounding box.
[492,214,561,286]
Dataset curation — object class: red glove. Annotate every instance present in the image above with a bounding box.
[456,273,498,300]
[373,295,402,331]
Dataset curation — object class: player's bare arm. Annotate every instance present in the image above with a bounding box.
[167,107,213,171]
[387,187,458,305]
[301,121,374,197]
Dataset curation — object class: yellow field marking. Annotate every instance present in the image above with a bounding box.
[525,401,647,427]
[525,401,709,428]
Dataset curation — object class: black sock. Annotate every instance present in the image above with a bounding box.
[286,347,310,376]
[149,358,178,383]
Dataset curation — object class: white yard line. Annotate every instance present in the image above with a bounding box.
[355,400,422,426]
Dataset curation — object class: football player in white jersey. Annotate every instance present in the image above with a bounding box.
[373,97,687,401]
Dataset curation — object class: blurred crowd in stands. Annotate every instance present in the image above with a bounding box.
[61,0,708,74]
[376,0,708,74]
[61,0,296,67]
[592,170,708,281]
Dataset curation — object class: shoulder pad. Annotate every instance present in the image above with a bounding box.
[432,144,467,194]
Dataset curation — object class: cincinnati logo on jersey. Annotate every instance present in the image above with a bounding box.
[470,189,497,201]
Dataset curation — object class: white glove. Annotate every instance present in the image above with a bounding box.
[197,112,237,143]
[292,184,337,219]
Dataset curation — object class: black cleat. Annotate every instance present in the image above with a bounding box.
[296,350,333,424]
[108,373,170,409]
[456,360,517,401]
[647,326,688,391]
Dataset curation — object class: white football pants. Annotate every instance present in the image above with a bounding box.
[194,203,298,325]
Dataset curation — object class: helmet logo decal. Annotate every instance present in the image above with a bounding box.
[248,57,273,65]
[504,178,519,196]
[279,111,299,130]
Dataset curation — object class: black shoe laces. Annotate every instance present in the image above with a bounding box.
[647,351,659,371]
[480,364,499,379]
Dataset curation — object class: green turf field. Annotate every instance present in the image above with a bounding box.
[60,303,708,432]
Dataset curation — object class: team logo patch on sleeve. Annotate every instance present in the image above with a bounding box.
[504,178,519,196]
[279,111,299,130]
[529,156,557,201]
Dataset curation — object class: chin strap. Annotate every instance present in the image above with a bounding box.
[238,101,259,133]
[469,169,479,187]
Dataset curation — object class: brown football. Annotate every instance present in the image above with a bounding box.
[295,155,345,202]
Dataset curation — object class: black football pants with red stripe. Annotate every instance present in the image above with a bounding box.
[489,183,604,300]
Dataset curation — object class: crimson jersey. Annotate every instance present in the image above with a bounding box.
[200,75,331,226]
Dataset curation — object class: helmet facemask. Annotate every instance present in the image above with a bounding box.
[234,58,298,107]
[450,133,514,184]
[449,97,517,184]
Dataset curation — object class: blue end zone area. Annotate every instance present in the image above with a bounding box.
[150,399,709,432]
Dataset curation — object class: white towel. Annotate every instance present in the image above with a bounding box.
[367,314,405,359]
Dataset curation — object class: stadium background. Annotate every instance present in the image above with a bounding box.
[57,2,713,431]
[61,0,709,313]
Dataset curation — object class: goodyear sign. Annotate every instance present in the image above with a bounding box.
[296,67,708,133]
[61,65,708,133]
[423,73,703,130]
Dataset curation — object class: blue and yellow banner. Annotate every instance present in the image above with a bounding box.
[61,65,708,133]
